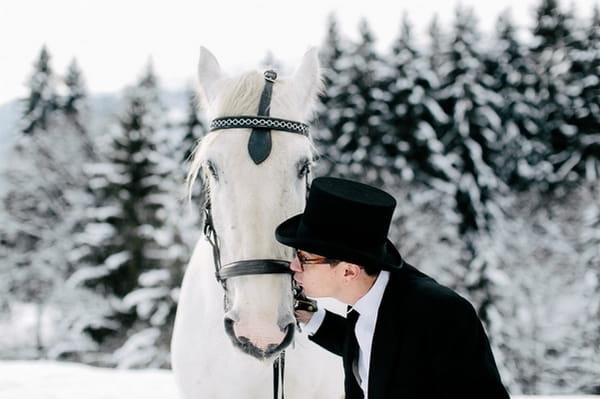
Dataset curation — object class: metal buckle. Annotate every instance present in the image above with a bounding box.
[264,70,277,82]
[293,284,318,312]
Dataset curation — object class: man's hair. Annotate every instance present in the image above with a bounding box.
[361,264,379,276]
[332,261,379,276]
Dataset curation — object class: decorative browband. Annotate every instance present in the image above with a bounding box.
[209,116,309,136]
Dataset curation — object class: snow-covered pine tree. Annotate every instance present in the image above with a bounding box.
[436,5,505,236]
[564,5,600,182]
[471,11,555,392]
[319,13,346,99]
[529,0,584,188]
[332,19,388,184]
[73,62,168,296]
[61,59,96,159]
[381,12,449,185]
[580,10,600,384]
[0,50,97,357]
[485,11,546,190]
[434,6,511,380]
[177,86,208,228]
[67,61,187,368]
[532,0,570,52]
[21,45,59,135]
[314,13,354,177]
[427,15,447,78]
[180,86,207,163]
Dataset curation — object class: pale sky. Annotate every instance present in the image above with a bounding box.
[0,0,597,105]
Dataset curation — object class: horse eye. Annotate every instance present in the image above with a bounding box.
[206,160,219,181]
[297,160,311,179]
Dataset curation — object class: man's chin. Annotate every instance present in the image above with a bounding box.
[304,290,322,299]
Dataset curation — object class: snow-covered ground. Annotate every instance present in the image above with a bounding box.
[0,361,177,399]
[0,361,598,399]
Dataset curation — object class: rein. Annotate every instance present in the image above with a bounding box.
[205,69,311,399]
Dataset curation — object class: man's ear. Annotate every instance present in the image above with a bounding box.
[342,263,363,281]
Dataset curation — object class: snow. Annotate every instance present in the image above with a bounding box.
[1,4,599,395]
[0,361,598,399]
[0,361,177,399]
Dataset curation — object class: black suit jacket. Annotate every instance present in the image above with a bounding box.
[310,264,510,399]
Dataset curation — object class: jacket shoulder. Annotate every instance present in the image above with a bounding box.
[391,263,476,317]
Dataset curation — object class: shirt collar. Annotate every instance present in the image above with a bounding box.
[352,270,390,316]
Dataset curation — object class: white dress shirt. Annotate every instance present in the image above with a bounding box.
[303,270,391,398]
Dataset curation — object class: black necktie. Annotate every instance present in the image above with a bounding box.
[347,308,362,395]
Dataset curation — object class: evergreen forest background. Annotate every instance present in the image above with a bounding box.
[0,0,599,395]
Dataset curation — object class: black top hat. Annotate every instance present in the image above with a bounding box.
[275,177,404,271]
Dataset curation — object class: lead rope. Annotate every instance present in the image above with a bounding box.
[273,351,285,399]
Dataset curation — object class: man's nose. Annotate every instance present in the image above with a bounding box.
[290,256,302,272]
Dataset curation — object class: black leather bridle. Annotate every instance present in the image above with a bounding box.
[205,69,310,295]
[204,70,311,399]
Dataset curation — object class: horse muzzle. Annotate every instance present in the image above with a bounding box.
[224,316,295,360]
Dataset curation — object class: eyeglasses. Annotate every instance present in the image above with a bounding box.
[295,250,339,271]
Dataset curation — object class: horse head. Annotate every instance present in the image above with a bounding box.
[188,47,321,359]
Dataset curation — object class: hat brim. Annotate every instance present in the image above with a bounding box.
[275,214,404,271]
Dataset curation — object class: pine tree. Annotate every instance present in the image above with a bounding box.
[67,61,188,367]
[487,11,545,190]
[382,12,449,184]
[21,45,59,135]
[532,0,570,51]
[0,48,96,357]
[180,86,207,163]
[530,0,583,188]
[564,6,600,181]
[437,5,504,236]
[427,15,447,75]
[61,58,98,163]
[73,62,169,296]
[314,13,354,177]
[328,18,388,184]
[434,8,511,383]
[319,13,345,89]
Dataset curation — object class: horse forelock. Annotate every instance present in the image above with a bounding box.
[213,70,310,121]
[213,71,263,117]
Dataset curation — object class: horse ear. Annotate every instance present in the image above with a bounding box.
[197,47,223,104]
[291,47,323,116]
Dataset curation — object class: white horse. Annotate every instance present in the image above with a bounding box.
[171,47,344,398]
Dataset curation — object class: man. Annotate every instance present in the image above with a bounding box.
[275,176,509,399]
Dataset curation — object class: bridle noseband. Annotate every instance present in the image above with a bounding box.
[204,70,312,399]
